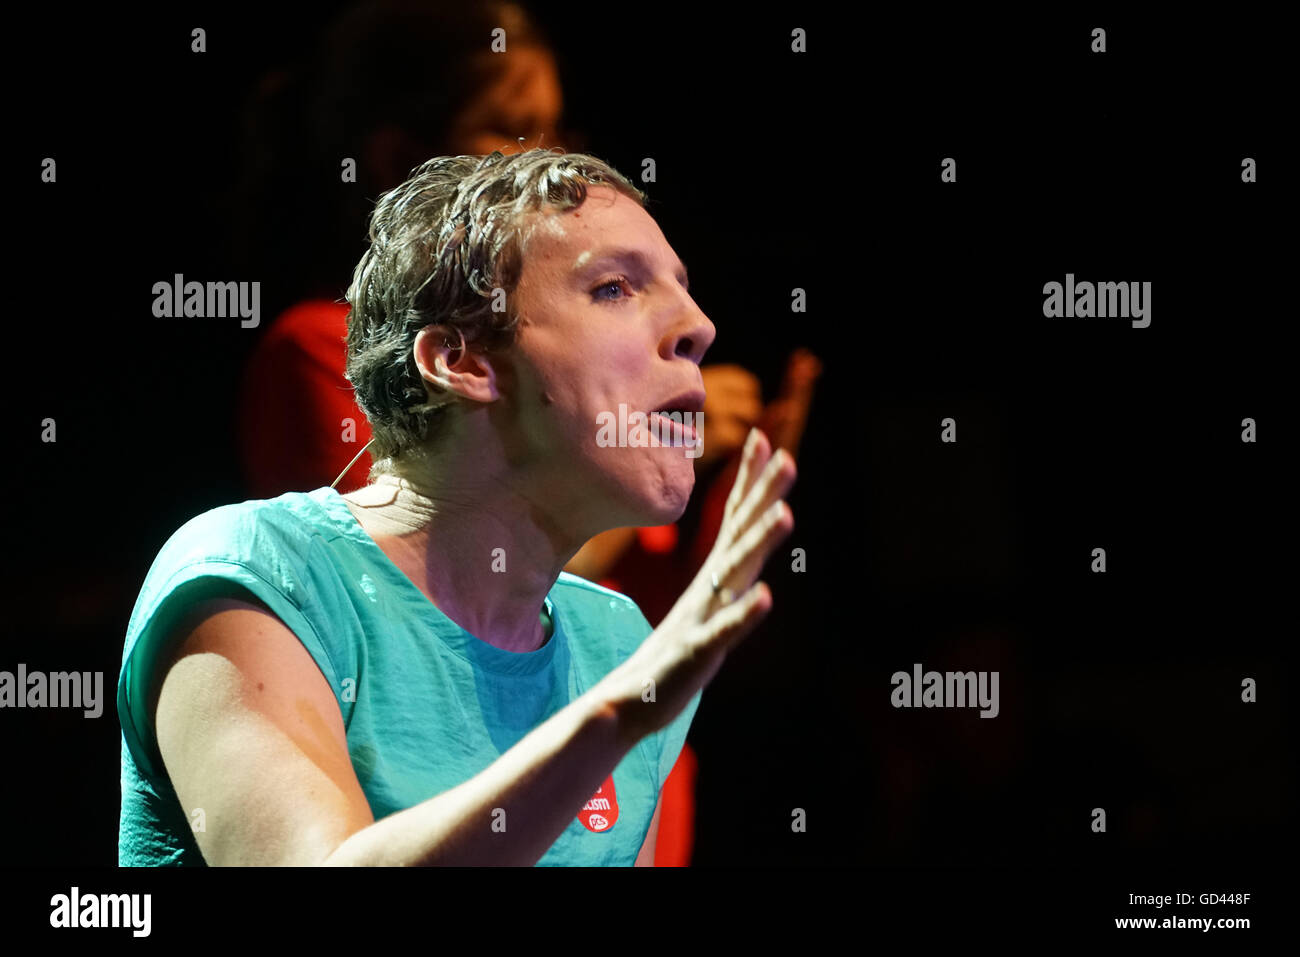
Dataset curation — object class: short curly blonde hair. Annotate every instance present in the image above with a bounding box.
[344,148,647,477]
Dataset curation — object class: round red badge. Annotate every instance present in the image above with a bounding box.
[578,773,620,832]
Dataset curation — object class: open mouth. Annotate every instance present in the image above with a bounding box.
[649,410,699,445]
[646,389,704,447]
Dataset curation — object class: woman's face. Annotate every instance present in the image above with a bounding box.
[448,45,564,156]
[502,185,716,532]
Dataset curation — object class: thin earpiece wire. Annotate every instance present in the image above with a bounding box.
[330,327,465,490]
[331,437,376,490]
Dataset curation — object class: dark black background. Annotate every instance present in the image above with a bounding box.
[8,1,1289,904]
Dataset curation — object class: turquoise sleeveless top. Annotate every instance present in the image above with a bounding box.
[117,487,699,866]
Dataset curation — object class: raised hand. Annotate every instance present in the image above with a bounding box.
[598,428,797,744]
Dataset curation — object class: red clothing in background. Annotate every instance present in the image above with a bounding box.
[239,300,373,498]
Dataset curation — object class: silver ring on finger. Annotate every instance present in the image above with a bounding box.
[711,570,736,605]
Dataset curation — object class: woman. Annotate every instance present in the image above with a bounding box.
[117,149,796,866]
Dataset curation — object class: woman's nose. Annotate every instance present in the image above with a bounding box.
[664,299,716,364]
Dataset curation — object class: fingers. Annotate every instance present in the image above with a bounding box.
[730,442,797,540]
[700,580,773,657]
[705,495,793,621]
[722,427,772,527]
[729,498,795,589]
[704,427,795,641]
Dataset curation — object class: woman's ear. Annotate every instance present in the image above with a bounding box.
[413,325,500,404]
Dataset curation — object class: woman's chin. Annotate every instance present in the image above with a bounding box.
[642,496,689,527]
[610,479,691,528]
[644,473,694,524]
[587,452,695,526]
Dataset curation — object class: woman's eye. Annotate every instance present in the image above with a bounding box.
[592,276,631,301]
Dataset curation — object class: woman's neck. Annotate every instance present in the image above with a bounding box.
[341,472,576,654]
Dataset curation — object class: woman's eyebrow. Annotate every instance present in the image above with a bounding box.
[573,247,690,290]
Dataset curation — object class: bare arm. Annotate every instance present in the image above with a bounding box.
[325,680,627,867]
[152,595,631,867]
